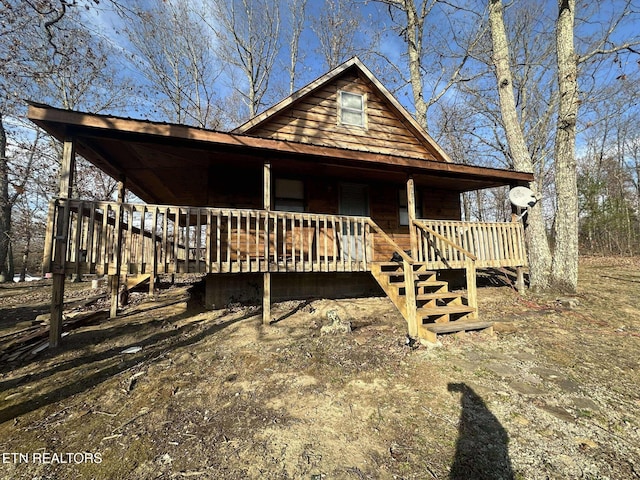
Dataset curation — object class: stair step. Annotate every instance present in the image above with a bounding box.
[376,270,437,278]
[387,277,439,286]
[374,262,435,274]
[415,280,449,288]
[416,292,464,300]
[376,261,431,269]
[417,305,476,316]
[370,262,480,343]
[416,292,465,301]
[376,262,409,268]
[423,320,493,334]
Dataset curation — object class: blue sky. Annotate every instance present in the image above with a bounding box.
[73,0,639,155]
[77,0,411,121]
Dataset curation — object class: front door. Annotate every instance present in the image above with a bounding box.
[339,183,369,261]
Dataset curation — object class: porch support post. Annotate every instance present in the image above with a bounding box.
[403,259,418,337]
[50,136,76,348]
[407,176,418,259]
[110,178,126,318]
[465,260,478,319]
[149,206,158,296]
[263,162,271,325]
[515,266,525,292]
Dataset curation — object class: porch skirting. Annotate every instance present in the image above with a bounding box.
[204,271,382,309]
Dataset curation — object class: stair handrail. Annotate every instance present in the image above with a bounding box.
[413,219,479,320]
[412,220,477,262]
[366,218,414,264]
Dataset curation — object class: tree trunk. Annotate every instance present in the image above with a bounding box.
[7,240,14,281]
[0,114,11,282]
[19,229,31,282]
[488,0,552,290]
[462,192,471,221]
[398,0,428,129]
[475,189,485,222]
[550,0,579,292]
[287,0,306,94]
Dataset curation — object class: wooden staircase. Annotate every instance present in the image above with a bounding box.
[370,261,493,343]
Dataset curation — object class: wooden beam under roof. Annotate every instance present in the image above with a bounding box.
[27,102,534,202]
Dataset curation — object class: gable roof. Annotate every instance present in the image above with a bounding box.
[233,57,454,163]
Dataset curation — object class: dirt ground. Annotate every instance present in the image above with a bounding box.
[0,257,639,480]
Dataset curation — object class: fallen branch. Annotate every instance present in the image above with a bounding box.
[0,309,109,363]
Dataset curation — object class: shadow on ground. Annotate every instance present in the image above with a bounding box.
[448,382,514,480]
[0,291,257,425]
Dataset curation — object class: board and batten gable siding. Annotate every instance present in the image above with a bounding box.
[247,72,439,161]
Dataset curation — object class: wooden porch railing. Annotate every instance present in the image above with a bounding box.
[43,199,378,277]
[43,199,528,280]
[413,219,527,269]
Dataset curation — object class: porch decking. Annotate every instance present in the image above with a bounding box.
[44,199,527,343]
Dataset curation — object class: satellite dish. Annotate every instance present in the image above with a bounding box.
[509,186,538,208]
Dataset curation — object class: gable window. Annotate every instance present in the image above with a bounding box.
[275,178,305,212]
[399,187,422,226]
[338,91,366,128]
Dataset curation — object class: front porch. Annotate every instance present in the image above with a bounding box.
[28,102,533,347]
[44,198,528,343]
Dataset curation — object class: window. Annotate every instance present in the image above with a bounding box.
[399,187,422,226]
[275,178,304,212]
[338,91,365,127]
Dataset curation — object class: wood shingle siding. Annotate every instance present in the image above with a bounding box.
[248,72,438,161]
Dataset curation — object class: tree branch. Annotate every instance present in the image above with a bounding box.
[24,0,68,57]
[578,41,640,64]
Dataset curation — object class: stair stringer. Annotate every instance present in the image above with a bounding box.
[370,261,430,338]
[370,261,483,343]
[370,262,411,321]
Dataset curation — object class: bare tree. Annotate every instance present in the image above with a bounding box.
[26,6,134,207]
[487,0,552,290]
[311,0,362,70]
[0,0,41,280]
[10,137,50,281]
[1,0,60,280]
[125,0,224,128]
[487,0,640,292]
[287,0,308,94]
[576,61,640,255]
[207,0,281,118]
[0,1,134,279]
[550,0,640,290]
[0,112,11,281]
[376,0,434,128]
[578,145,639,256]
[375,0,485,130]
[551,0,580,290]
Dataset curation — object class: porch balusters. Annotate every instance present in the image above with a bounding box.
[41,199,529,281]
[413,219,527,269]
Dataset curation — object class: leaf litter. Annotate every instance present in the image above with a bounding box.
[0,258,638,479]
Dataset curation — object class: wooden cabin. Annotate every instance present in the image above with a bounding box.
[28,57,533,346]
